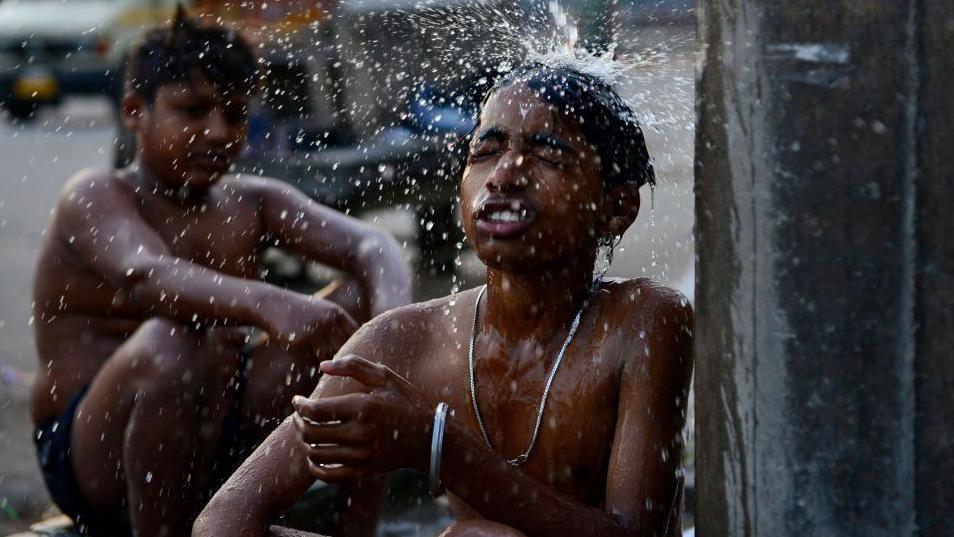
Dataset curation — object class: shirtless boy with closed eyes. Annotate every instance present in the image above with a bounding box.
[196,62,693,537]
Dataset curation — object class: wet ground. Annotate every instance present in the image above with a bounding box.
[0,25,694,534]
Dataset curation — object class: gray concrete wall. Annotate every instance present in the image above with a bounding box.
[913,2,954,536]
[695,1,953,535]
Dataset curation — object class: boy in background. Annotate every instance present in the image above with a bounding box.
[31,10,411,537]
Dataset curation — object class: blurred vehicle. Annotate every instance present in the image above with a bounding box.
[0,0,183,121]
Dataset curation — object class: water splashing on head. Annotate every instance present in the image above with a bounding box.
[546,0,579,55]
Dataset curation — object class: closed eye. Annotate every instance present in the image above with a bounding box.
[469,139,502,161]
[531,145,565,166]
[182,104,210,119]
[529,134,577,167]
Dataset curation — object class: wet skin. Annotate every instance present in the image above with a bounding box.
[195,86,693,537]
[31,77,412,537]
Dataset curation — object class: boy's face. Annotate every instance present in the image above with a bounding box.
[461,85,609,272]
[126,76,248,191]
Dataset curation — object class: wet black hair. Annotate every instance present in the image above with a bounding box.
[125,5,258,104]
[484,62,655,189]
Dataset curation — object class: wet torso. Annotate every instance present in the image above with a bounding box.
[31,169,265,423]
[380,278,661,511]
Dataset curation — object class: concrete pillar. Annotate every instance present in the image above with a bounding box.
[694,1,953,536]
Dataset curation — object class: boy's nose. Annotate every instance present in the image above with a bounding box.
[486,151,529,193]
[203,110,229,142]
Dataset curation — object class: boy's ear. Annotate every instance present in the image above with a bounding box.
[121,94,146,132]
[601,182,641,238]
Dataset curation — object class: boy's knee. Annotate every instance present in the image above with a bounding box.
[121,319,236,399]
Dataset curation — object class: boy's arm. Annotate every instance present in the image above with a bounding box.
[193,415,312,537]
[245,178,412,315]
[58,171,354,351]
[193,318,395,537]
[603,295,693,533]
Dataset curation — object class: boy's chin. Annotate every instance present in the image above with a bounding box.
[182,168,227,189]
[473,241,551,273]
[472,236,595,274]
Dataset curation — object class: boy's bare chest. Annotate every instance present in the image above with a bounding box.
[419,327,622,502]
[138,197,263,276]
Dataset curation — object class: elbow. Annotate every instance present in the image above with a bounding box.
[356,230,408,280]
[357,229,402,263]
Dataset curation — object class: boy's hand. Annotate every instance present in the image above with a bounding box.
[291,355,434,482]
[267,296,359,360]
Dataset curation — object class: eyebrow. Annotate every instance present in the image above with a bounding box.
[473,126,507,143]
[529,133,578,155]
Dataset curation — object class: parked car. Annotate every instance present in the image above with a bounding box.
[0,0,187,121]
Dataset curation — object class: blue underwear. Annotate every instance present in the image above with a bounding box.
[33,346,254,536]
[34,386,132,536]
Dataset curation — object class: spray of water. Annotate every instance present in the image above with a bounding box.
[327,0,692,285]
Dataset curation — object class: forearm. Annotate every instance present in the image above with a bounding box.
[441,421,634,537]
[126,256,291,332]
[195,419,315,537]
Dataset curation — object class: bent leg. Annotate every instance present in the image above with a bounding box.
[70,318,242,537]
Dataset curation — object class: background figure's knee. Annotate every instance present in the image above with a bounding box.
[438,520,529,537]
[120,318,238,403]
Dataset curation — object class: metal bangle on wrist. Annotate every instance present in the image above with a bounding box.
[429,402,449,496]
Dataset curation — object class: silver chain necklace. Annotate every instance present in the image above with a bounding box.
[467,283,594,466]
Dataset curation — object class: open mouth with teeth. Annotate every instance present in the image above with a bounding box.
[475,198,536,238]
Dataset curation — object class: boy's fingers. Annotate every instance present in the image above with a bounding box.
[319,355,390,388]
[307,460,361,483]
[295,419,368,446]
[292,393,369,422]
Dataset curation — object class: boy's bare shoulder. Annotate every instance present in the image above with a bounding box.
[58,166,131,201]
[602,276,691,310]
[600,276,693,339]
[219,173,295,196]
[54,167,137,224]
[342,289,481,369]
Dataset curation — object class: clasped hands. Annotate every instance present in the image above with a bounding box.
[292,355,435,482]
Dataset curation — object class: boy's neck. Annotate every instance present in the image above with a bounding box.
[130,158,208,205]
[483,259,597,345]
